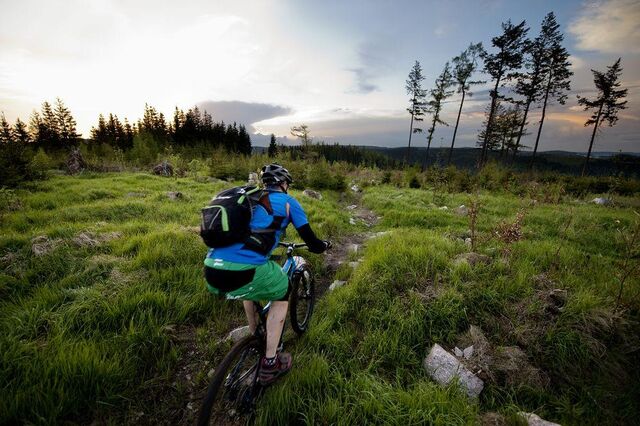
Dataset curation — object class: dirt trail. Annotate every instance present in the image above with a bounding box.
[106,191,381,426]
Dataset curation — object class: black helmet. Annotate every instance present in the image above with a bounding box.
[261,163,293,185]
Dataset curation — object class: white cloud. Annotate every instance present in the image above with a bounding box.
[569,0,640,54]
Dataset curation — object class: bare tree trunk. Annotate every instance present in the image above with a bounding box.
[530,74,552,170]
[512,100,531,163]
[424,125,435,171]
[448,89,466,165]
[582,103,603,176]
[480,79,501,168]
[406,112,415,165]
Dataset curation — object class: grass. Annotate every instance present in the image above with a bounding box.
[1,172,639,424]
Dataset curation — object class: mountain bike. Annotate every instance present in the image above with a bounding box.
[197,242,315,425]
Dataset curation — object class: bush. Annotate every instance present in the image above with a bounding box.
[0,141,34,187]
[30,148,52,180]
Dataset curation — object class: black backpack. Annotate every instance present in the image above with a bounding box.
[200,186,272,248]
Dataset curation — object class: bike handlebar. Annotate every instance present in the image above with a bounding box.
[278,242,308,249]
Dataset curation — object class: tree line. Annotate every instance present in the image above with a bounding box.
[406,11,628,175]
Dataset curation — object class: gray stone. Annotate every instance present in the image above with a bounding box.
[349,217,357,225]
[247,172,259,185]
[153,161,173,176]
[329,280,346,291]
[463,345,474,359]
[351,184,361,193]
[454,205,469,216]
[454,347,464,357]
[346,204,358,210]
[517,412,561,426]
[226,325,251,342]
[591,197,611,205]
[349,243,359,255]
[303,189,323,200]
[423,343,484,398]
[464,237,472,246]
[438,206,449,210]
[167,191,183,201]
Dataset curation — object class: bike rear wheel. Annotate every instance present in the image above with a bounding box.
[197,335,263,426]
[289,264,315,335]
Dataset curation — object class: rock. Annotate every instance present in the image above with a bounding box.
[463,345,474,359]
[329,280,346,291]
[464,237,472,246]
[66,148,86,174]
[226,326,251,342]
[167,191,183,201]
[351,184,361,193]
[153,161,174,177]
[349,243,359,255]
[346,204,358,210]
[454,205,469,216]
[517,412,561,426]
[591,197,611,205]
[247,172,259,185]
[125,192,146,198]
[31,235,61,256]
[454,252,491,267]
[349,217,357,225]
[438,206,449,210]
[454,347,464,357]
[303,189,323,200]
[423,343,484,398]
[481,412,507,426]
[493,346,548,388]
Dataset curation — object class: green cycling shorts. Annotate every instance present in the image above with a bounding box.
[204,258,289,301]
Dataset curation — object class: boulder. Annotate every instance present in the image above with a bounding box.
[66,148,86,174]
[226,326,251,342]
[454,205,469,216]
[329,280,346,291]
[591,197,611,205]
[423,343,484,398]
[167,191,183,201]
[517,412,560,426]
[153,161,174,177]
[454,252,491,267]
[303,189,323,200]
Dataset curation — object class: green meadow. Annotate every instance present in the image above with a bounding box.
[1,172,638,425]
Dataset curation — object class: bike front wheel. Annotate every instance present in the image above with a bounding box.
[289,264,315,335]
[197,335,263,426]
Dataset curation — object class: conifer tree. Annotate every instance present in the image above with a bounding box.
[405,60,427,163]
[479,20,529,167]
[577,58,627,176]
[529,12,572,169]
[54,98,79,148]
[448,43,484,165]
[424,62,455,167]
[268,133,278,157]
[13,118,31,144]
[290,124,312,149]
[0,113,13,144]
[41,101,61,149]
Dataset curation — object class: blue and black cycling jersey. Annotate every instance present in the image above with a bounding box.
[205,190,325,265]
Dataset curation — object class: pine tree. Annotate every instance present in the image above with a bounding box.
[577,58,627,176]
[0,113,13,144]
[90,114,109,145]
[479,20,529,167]
[40,101,60,149]
[529,12,572,169]
[290,124,312,149]
[405,60,427,163]
[448,43,484,165]
[237,124,252,155]
[424,62,455,168]
[268,133,278,157]
[54,98,79,148]
[13,118,31,144]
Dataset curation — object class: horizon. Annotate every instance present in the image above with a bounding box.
[1,0,638,152]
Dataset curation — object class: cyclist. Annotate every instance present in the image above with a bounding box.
[204,163,330,385]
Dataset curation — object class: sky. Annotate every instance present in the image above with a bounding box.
[0,0,638,152]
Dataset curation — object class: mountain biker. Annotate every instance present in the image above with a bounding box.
[203,163,330,385]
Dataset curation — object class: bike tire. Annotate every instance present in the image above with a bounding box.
[289,264,315,335]
[197,335,263,426]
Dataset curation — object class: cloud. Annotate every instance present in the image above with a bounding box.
[347,38,397,94]
[569,0,640,54]
[196,100,292,132]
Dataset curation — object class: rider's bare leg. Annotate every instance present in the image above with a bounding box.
[243,301,258,334]
[265,301,288,358]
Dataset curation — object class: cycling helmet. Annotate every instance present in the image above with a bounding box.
[261,163,293,185]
